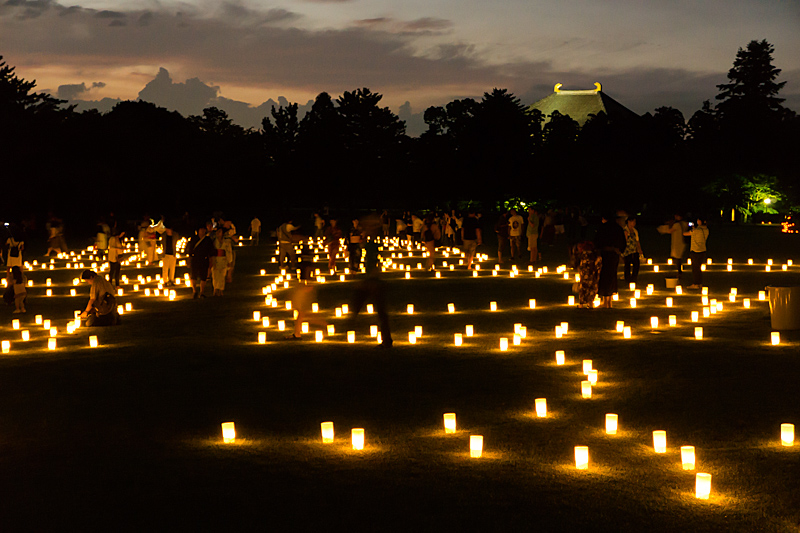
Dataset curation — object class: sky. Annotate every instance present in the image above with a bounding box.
[2,0,799,135]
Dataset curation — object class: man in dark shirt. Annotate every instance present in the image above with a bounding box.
[188,226,216,299]
[461,209,483,269]
[594,211,627,308]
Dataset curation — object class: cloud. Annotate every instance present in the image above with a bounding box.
[137,67,219,116]
[353,16,452,34]
[56,81,106,100]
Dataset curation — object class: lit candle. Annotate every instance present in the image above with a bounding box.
[568,295,575,306]
[653,430,667,453]
[448,303,455,313]
[529,299,536,309]
[650,317,659,328]
[454,333,463,346]
[616,321,624,333]
[588,369,598,385]
[781,423,795,446]
[499,337,508,351]
[12,319,20,330]
[47,338,56,350]
[490,301,497,311]
[691,311,699,322]
[630,298,637,308]
[278,320,286,331]
[555,350,565,365]
[666,297,673,307]
[315,330,324,342]
[623,326,631,339]
[415,326,422,337]
[771,332,780,345]
[351,428,365,450]
[21,330,29,341]
[561,322,569,334]
[465,325,474,337]
[407,304,414,314]
[321,421,334,443]
[258,332,267,344]
[582,359,592,374]
[669,315,677,327]
[221,422,236,443]
[443,413,456,433]
[681,446,695,470]
[408,332,417,344]
[535,398,547,417]
[759,291,766,301]
[366,304,374,314]
[695,473,712,500]
[470,435,483,458]
[695,327,703,339]
[253,310,261,321]
[1,340,9,353]
[370,325,378,337]
[743,298,751,308]
[574,446,589,469]
[581,381,592,398]
[555,326,563,338]
[605,414,618,435]
[89,335,98,348]
[347,331,356,343]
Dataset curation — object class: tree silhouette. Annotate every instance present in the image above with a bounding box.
[716,40,786,122]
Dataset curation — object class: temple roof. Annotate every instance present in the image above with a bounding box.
[528,83,639,126]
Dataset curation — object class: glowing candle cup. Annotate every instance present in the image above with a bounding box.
[605,414,618,435]
[470,435,483,458]
[781,423,794,446]
[681,446,696,470]
[653,430,667,453]
[695,473,712,500]
[221,422,236,443]
[574,446,589,470]
[443,413,456,434]
[351,428,365,450]
[535,398,547,418]
[321,422,334,443]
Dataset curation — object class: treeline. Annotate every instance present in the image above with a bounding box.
[2,40,798,227]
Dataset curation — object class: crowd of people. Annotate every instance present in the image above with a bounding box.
[3,206,711,331]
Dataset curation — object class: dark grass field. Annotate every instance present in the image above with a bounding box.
[1,224,799,531]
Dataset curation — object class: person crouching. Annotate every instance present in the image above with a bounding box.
[79,269,120,326]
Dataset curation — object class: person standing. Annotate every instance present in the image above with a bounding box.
[160,225,178,285]
[574,241,601,308]
[411,214,423,243]
[5,228,23,271]
[622,216,644,286]
[313,213,325,240]
[108,230,125,289]
[660,213,688,282]
[508,208,524,263]
[594,212,627,308]
[347,218,363,271]
[494,211,510,265]
[346,213,393,348]
[188,226,215,299]
[685,218,710,289]
[250,216,261,246]
[422,214,436,271]
[461,209,482,269]
[211,227,231,296]
[8,266,27,313]
[277,219,299,270]
[324,218,343,272]
[526,207,540,265]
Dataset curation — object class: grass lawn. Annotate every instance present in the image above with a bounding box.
[1,224,799,531]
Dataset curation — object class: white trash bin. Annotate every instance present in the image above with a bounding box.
[768,286,800,330]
